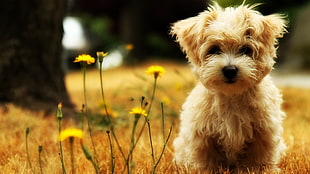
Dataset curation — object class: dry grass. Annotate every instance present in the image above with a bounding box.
[0,62,309,173]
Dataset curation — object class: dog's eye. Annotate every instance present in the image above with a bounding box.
[207,46,221,55]
[239,45,252,56]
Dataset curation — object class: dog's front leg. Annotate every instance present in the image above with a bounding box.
[174,128,225,172]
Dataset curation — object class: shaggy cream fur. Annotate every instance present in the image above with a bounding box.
[171,2,287,172]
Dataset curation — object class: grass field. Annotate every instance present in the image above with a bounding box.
[0,62,309,173]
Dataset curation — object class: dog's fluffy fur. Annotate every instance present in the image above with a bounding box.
[171,2,287,172]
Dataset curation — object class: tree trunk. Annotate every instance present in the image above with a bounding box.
[0,0,73,113]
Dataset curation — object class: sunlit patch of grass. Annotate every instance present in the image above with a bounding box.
[280,87,310,173]
[0,61,309,173]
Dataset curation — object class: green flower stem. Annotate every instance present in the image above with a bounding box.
[80,105,85,130]
[161,102,165,143]
[129,114,141,174]
[106,131,115,174]
[82,63,88,119]
[121,114,141,174]
[122,75,159,173]
[58,118,67,174]
[122,76,159,174]
[151,126,172,174]
[145,117,155,164]
[99,57,110,123]
[98,60,126,163]
[130,115,140,154]
[69,137,75,174]
[147,77,158,116]
[110,129,126,162]
[145,77,158,165]
[81,63,98,162]
[81,143,100,174]
[133,75,159,148]
[25,127,35,174]
[38,145,44,174]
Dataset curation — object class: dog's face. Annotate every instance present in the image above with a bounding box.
[171,3,287,96]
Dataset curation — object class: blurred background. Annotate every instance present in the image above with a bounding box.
[1,0,310,111]
[63,0,310,70]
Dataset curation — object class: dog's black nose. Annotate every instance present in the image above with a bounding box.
[222,65,238,80]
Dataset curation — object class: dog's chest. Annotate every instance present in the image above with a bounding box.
[213,104,254,138]
[204,95,261,161]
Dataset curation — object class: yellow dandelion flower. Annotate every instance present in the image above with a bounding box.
[59,128,83,141]
[73,54,95,64]
[129,107,147,117]
[145,65,166,78]
[125,44,134,51]
[96,51,108,58]
[96,51,108,63]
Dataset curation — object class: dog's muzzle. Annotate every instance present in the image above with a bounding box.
[222,65,238,83]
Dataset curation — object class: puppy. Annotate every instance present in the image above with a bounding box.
[171,2,287,172]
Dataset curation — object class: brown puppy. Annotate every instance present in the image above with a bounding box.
[171,2,287,172]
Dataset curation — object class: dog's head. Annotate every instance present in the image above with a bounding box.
[171,2,287,95]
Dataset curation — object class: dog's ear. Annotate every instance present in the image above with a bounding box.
[260,14,288,48]
[170,7,218,64]
[170,16,200,63]
[253,14,287,76]
[264,14,287,38]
